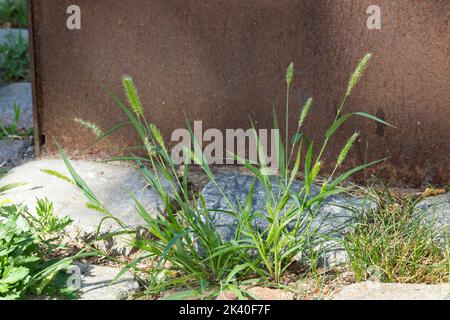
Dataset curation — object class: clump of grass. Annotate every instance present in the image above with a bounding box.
[343,187,450,284]
[0,103,32,140]
[0,31,30,82]
[0,0,28,28]
[57,53,391,298]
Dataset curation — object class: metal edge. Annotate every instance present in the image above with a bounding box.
[27,0,41,155]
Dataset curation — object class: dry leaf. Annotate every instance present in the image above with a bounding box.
[422,188,446,198]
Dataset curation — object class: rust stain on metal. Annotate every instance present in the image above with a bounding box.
[29,0,449,186]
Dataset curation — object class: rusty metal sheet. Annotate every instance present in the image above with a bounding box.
[28,0,449,186]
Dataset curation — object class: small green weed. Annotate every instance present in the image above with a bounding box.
[20,198,73,244]
[0,201,75,300]
[0,103,32,140]
[0,31,30,82]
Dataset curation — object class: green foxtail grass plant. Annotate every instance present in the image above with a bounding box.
[56,53,393,297]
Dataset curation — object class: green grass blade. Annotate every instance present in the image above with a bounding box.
[273,108,286,179]
[327,112,395,139]
[87,121,131,148]
[54,139,102,208]
[330,158,388,189]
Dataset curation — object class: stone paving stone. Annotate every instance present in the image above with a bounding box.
[415,193,450,237]
[75,263,140,300]
[335,282,450,300]
[200,172,375,266]
[0,139,26,165]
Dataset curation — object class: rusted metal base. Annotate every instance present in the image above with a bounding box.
[28,0,449,186]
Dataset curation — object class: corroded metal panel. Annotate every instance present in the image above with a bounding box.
[29,0,449,186]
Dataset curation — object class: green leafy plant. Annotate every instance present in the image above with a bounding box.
[60,53,391,298]
[19,198,73,244]
[343,187,450,284]
[0,31,30,82]
[0,202,75,300]
[0,0,28,28]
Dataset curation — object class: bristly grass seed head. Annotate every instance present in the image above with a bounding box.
[320,180,328,193]
[149,123,165,149]
[299,98,313,128]
[346,53,372,97]
[311,161,321,181]
[74,118,103,137]
[122,76,144,118]
[336,132,360,167]
[285,62,294,85]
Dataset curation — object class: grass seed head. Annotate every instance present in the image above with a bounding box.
[149,123,165,149]
[285,62,294,85]
[74,118,102,137]
[346,53,372,97]
[122,76,144,118]
[299,98,313,128]
[336,132,360,167]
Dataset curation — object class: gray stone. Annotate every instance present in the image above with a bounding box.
[0,139,26,164]
[199,172,374,265]
[415,193,450,236]
[334,282,450,300]
[0,158,169,254]
[75,264,140,300]
[0,29,28,46]
[0,82,33,130]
